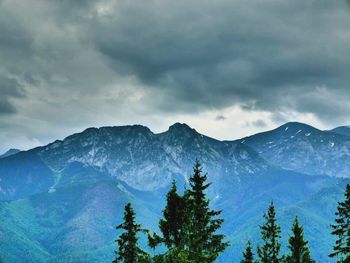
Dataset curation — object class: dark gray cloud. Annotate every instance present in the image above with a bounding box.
[245,119,268,128]
[0,74,25,114]
[87,0,350,119]
[252,120,268,128]
[215,115,227,121]
[0,0,349,151]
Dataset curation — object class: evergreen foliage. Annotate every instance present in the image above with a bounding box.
[285,217,314,263]
[149,160,228,263]
[149,180,188,250]
[113,203,150,263]
[152,248,195,263]
[185,160,229,262]
[330,184,350,262]
[160,180,187,249]
[240,241,254,263]
[257,201,281,263]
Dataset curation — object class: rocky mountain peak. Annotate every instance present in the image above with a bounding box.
[167,122,197,135]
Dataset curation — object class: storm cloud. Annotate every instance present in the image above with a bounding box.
[91,0,350,115]
[0,75,25,114]
[0,0,349,152]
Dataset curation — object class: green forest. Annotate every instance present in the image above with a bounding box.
[112,161,350,263]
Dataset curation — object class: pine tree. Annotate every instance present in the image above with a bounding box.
[330,184,350,262]
[257,201,281,263]
[241,241,254,263]
[149,180,188,250]
[113,203,150,263]
[186,160,229,263]
[152,247,195,263]
[285,217,314,263]
[149,161,228,262]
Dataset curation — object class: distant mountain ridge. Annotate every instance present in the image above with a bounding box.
[0,122,272,200]
[0,148,20,159]
[330,125,350,137]
[241,122,350,178]
[0,122,350,262]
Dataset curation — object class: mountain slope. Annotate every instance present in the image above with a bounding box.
[330,125,350,137]
[0,149,54,200]
[0,166,162,263]
[241,122,350,178]
[0,149,20,159]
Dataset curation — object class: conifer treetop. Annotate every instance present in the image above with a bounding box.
[330,184,350,261]
[113,203,150,263]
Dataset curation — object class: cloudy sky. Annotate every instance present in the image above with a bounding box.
[0,0,350,153]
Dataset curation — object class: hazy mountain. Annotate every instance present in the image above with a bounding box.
[241,122,350,178]
[0,122,348,262]
[330,125,350,137]
[0,149,20,159]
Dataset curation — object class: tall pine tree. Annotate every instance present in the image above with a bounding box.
[113,203,150,263]
[149,180,188,250]
[257,201,281,263]
[240,241,254,263]
[186,160,229,262]
[330,184,350,262]
[285,217,314,263]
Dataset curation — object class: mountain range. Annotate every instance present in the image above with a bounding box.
[0,122,349,262]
